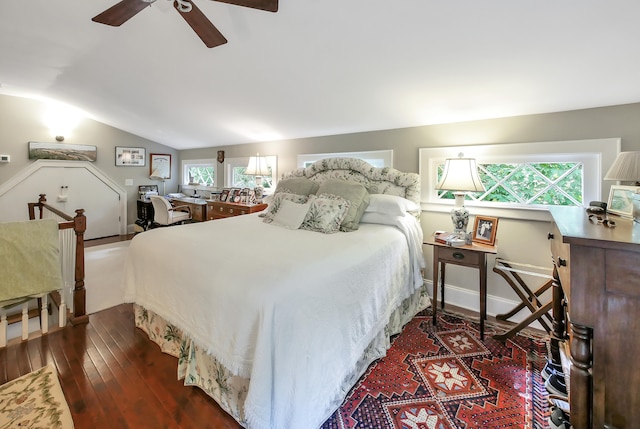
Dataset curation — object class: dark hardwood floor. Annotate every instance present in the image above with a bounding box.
[0,304,242,429]
[2,235,543,428]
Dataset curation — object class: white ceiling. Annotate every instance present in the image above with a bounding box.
[1,0,640,150]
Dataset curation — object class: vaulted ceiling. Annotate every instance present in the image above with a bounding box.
[1,1,639,150]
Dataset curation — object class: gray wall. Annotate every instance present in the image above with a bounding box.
[180,102,640,318]
[0,94,178,225]
[3,93,640,318]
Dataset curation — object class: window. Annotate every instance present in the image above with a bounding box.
[297,149,393,168]
[224,156,277,191]
[438,161,584,206]
[420,138,620,220]
[181,159,216,187]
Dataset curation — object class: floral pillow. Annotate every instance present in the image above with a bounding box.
[300,193,351,234]
[262,192,308,223]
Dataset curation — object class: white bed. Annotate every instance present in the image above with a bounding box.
[124,158,429,429]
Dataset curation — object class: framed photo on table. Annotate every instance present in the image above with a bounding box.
[150,153,171,179]
[472,215,499,246]
[220,189,230,202]
[607,185,640,218]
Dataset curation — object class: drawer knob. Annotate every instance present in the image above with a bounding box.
[219,207,223,212]
[557,257,567,267]
[453,252,465,260]
[230,209,234,213]
[547,232,554,240]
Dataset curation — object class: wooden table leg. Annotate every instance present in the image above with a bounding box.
[432,247,439,326]
[440,262,446,309]
[479,254,486,340]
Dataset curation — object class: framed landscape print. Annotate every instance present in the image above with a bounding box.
[29,141,97,162]
[115,146,145,166]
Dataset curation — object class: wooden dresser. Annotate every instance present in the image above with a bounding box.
[208,201,267,220]
[548,206,640,429]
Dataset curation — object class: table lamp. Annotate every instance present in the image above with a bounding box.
[604,151,640,222]
[245,153,270,202]
[150,169,167,196]
[435,155,485,236]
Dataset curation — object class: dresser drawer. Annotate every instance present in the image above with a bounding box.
[215,204,248,216]
[209,202,267,219]
[438,247,482,266]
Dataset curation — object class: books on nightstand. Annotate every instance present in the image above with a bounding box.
[434,231,466,247]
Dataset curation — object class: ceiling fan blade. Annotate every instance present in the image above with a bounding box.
[92,0,150,26]
[175,1,228,48]
[213,0,277,13]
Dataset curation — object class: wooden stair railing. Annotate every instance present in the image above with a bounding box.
[28,194,88,325]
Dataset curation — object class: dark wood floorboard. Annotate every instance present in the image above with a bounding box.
[0,304,242,429]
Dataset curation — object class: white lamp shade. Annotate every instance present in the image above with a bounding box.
[150,169,166,180]
[435,158,485,192]
[246,154,270,176]
[604,151,640,182]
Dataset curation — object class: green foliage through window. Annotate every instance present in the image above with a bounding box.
[437,162,583,207]
[187,166,215,186]
[232,166,273,189]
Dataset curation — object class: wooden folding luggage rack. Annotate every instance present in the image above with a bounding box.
[492,258,554,340]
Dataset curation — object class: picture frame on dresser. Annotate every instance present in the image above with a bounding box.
[220,189,230,202]
[472,215,498,245]
[607,185,640,218]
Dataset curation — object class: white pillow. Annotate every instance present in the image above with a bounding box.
[271,199,311,229]
[359,211,401,226]
[365,194,419,217]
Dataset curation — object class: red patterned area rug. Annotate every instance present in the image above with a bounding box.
[322,310,550,429]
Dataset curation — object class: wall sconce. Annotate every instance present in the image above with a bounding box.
[43,102,84,141]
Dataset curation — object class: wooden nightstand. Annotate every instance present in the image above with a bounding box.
[208,201,268,220]
[425,237,497,340]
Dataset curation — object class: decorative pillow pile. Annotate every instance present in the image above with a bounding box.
[300,194,351,234]
[262,192,309,223]
[315,179,369,231]
[275,178,320,196]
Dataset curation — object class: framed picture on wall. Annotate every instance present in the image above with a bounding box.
[115,146,145,166]
[150,153,171,179]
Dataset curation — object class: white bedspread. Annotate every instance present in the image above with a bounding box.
[124,213,423,429]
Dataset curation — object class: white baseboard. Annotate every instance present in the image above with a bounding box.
[427,280,547,332]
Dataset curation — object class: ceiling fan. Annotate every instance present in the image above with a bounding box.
[92,0,278,48]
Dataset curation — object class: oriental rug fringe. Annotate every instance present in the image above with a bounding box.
[322,310,550,429]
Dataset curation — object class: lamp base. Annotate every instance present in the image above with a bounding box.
[451,193,469,237]
[451,206,469,236]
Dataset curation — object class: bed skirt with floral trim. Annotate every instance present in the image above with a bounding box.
[133,283,430,428]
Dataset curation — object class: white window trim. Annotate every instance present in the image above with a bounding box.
[419,138,621,221]
[297,149,393,168]
[223,156,278,191]
[181,158,217,189]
